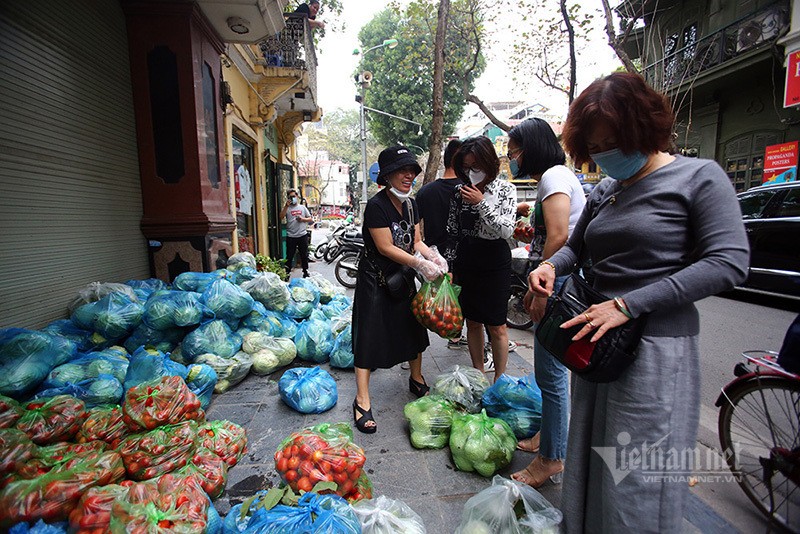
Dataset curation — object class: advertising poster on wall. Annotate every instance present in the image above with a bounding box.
[763,141,798,184]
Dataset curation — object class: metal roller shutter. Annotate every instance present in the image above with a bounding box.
[0,0,148,329]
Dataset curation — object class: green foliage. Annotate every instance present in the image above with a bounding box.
[357,1,486,148]
[255,254,288,280]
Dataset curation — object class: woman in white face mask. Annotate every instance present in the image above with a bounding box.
[446,136,517,382]
[351,145,447,434]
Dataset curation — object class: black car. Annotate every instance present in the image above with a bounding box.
[737,181,800,298]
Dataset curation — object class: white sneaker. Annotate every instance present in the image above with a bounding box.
[508,340,518,352]
[447,336,468,349]
[483,352,495,373]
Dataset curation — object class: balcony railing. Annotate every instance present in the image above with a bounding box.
[644,1,789,91]
[257,14,318,97]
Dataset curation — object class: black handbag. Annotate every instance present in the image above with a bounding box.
[364,199,418,300]
[534,274,648,382]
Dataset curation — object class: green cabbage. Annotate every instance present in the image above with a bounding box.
[195,351,252,393]
[449,410,517,477]
[403,394,457,449]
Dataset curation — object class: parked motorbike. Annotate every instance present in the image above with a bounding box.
[314,223,352,261]
[334,234,364,288]
[324,225,358,263]
[507,257,535,330]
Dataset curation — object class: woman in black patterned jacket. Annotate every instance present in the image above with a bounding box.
[447,136,517,381]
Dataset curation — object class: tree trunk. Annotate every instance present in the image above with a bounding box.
[423,0,450,186]
[561,0,577,104]
[600,0,640,74]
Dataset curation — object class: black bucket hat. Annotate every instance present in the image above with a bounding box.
[376,145,422,186]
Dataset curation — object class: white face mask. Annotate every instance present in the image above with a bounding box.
[290,197,298,205]
[390,187,411,200]
[468,169,486,186]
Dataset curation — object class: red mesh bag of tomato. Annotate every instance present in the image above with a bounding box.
[16,395,87,445]
[274,422,366,498]
[109,473,208,534]
[77,405,131,449]
[197,419,248,468]
[0,449,125,527]
[411,276,464,339]
[118,420,198,480]
[0,428,37,476]
[175,447,228,499]
[68,483,131,534]
[0,394,23,429]
[122,375,204,432]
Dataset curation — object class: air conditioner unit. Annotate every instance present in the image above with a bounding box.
[737,11,781,53]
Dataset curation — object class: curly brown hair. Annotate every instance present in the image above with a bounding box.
[562,72,675,166]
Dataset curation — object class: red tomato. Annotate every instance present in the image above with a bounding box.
[277,458,288,472]
[284,469,298,482]
[287,456,300,470]
[297,476,313,492]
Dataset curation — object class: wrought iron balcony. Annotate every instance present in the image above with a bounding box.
[643,1,789,91]
[257,14,318,98]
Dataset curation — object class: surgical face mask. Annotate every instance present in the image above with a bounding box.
[509,158,520,178]
[390,187,411,200]
[290,197,298,205]
[590,148,648,181]
[468,169,486,186]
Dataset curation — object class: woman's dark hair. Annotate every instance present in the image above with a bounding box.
[562,72,675,166]
[508,118,566,177]
[443,139,462,169]
[452,136,500,183]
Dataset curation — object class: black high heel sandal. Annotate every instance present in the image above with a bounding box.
[352,398,377,434]
[409,376,429,398]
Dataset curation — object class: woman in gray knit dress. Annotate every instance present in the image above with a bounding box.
[526,73,750,532]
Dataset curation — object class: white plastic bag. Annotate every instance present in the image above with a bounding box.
[68,282,139,314]
[227,251,257,270]
[455,476,562,534]
[431,365,489,413]
[352,495,426,534]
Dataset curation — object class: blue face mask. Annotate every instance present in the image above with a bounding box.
[509,158,521,178]
[590,148,648,181]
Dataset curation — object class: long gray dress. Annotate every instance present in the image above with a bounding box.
[545,156,749,533]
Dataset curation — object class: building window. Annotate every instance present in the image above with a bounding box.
[724,132,781,192]
[233,136,256,252]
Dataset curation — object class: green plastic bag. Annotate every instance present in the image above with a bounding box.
[403,394,457,449]
[449,410,517,477]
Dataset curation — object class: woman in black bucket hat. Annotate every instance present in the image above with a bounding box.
[351,145,448,433]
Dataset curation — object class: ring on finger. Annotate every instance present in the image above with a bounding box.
[583,312,592,323]
[587,320,595,328]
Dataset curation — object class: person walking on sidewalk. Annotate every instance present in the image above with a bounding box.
[507,118,586,488]
[351,145,447,434]
[447,136,516,382]
[526,72,749,532]
[280,189,313,278]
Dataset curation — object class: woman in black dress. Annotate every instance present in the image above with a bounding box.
[447,136,517,381]
[351,145,447,434]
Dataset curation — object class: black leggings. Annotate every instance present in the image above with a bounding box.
[286,235,309,272]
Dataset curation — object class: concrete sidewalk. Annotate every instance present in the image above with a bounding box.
[206,243,742,532]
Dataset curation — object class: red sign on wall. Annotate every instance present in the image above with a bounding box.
[785,50,800,108]
[763,141,798,184]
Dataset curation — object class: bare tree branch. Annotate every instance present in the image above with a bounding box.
[600,0,640,74]
[465,93,511,132]
[561,0,576,103]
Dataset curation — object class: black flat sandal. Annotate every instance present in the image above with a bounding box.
[352,398,377,434]
[409,377,430,398]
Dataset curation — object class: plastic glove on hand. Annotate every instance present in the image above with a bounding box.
[413,256,444,281]
[424,246,449,273]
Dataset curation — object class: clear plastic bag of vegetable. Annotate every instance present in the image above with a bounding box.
[185,364,217,410]
[198,419,247,468]
[41,320,94,353]
[454,475,562,534]
[0,428,36,475]
[306,272,345,304]
[77,406,130,449]
[403,394,457,449]
[201,279,255,323]
[68,483,130,533]
[71,293,144,343]
[0,395,23,429]
[482,374,542,439]
[122,375,203,431]
[118,420,199,480]
[16,396,87,445]
[142,290,207,330]
[244,492,360,534]
[109,472,208,533]
[240,272,291,312]
[243,333,296,375]
[194,351,252,393]
[329,324,354,369]
[123,322,184,354]
[411,275,464,339]
[449,410,517,478]
[0,329,78,399]
[431,365,489,413]
[278,367,337,414]
[123,347,188,392]
[294,318,334,363]
[228,252,257,270]
[68,282,139,315]
[33,374,124,408]
[45,351,129,389]
[125,278,168,297]
[175,448,228,499]
[289,278,321,306]
[173,271,225,293]
[321,298,352,320]
[352,495,426,534]
[182,320,243,361]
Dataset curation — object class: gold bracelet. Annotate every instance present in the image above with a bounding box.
[540,260,556,272]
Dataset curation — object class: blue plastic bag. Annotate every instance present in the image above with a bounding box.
[33,373,124,407]
[173,271,227,292]
[186,363,218,409]
[481,374,543,439]
[70,292,144,343]
[294,319,334,364]
[124,322,185,354]
[202,279,256,323]
[279,367,337,414]
[0,329,78,399]
[321,299,351,320]
[233,266,259,285]
[41,320,94,352]
[244,493,360,534]
[288,279,321,307]
[221,490,267,533]
[182,320,243,361]
[44,352,128,388]
[8,520,68,534]
[143,290,208,330]
[123,347,188,392]
[125,278,169,300]
[329,324,354,369]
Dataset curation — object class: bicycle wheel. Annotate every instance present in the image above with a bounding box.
[718,376,800,530]
[335,253,359,288]
[507,285,533,330]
